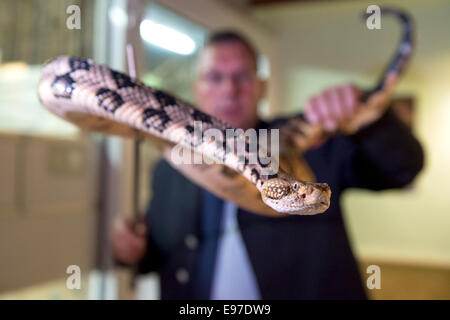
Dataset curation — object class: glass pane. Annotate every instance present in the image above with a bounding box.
[0,0,94,137]
[134,1,210,217]
[0,0,100,300]
[139,1,208,103]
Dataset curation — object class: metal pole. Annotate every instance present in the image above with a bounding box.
[126,43,144,290]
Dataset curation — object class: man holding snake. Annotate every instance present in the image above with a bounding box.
[111,31,423,299]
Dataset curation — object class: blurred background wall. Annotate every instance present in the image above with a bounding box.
[0,0,449,300]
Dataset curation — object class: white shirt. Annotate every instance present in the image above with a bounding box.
[210,201,261,300]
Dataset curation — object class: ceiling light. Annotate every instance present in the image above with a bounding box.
[140,19,196,55]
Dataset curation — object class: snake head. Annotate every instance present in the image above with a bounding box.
[261,177,331,215]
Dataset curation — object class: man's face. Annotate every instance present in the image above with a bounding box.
[193,42,262,130]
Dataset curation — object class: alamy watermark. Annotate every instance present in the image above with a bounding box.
[170,121,280,176]
[66,5,81,30]
[366,264,381,290]
[366,5,381,30]
[66,265,81,290]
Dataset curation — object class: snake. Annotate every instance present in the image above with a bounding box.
[37,7,413,217]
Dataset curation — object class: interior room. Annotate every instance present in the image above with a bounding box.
[0,0,449,300]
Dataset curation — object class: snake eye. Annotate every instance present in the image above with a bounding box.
[293,183,298,191]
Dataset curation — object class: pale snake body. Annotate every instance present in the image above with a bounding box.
[38,55,330,215]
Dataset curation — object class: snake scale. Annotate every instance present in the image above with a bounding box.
[37,7,413,217]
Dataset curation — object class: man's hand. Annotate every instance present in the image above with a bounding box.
[111,217,148,265]
[304,73,398,134]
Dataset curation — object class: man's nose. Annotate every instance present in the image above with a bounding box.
[221,77,239,96]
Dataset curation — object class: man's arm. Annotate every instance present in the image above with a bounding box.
[339,108,424,190]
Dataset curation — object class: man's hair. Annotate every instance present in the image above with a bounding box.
[204,30,258,70]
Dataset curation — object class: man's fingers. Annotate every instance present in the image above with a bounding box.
[316,94,331,120]
[367,73,398,110]
[342,84,359,116]
[134,221,148,236]
[383,72,399,94]
[115,232,147,260]
[301,75,397,135]
[368,73,398,106]
[304,83,364,133]
[305,98,320,124]
[323,89,342,123]
[111,217,148,264]
[122,228,146,246]
[317,94,340,131]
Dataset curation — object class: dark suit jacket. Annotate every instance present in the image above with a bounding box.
[137,109,424,299]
